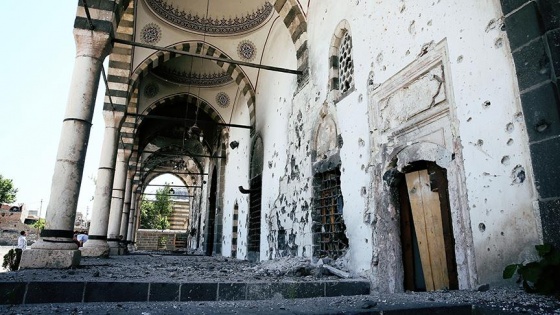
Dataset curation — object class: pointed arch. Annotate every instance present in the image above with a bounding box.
[128,42,256,127]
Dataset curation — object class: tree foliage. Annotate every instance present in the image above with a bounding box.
[0,174,18,204]
[140,185,174,230]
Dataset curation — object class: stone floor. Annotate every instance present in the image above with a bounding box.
[0,250,559,314]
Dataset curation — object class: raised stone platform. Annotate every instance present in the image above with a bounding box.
[0,280,370,304]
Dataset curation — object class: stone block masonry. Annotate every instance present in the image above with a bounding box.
[0,280,370,305]
[501,0,560,247]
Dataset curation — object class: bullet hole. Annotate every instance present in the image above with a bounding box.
[511,165,526,185]
[361,187,367,196]
[507,138,514,146]
[382,65,387,71]
[408,20,416,35]
[500,23,506,31]
[467,117,472,122]
[427,20,432,26]
[514,112,523,122]
[501,232,504,236]
[358,138,365,147]
[476,139,484,146]
[368,71,376,86]
[506,123,514,133]
[501,156,510,166]
[365,238,368,243]
[479,223,486,232]
[457,55,463,63]
[487,248,491,251]
[358,94,363,103]
[500,209,504,213]
[482,100,491,108]
[337,134,344,148]
[485,19,496,32]
[535,120,549,133]
[405,50,410,56]
[376,52,384,64]
[495,37,503,48]
[268,161,273,169]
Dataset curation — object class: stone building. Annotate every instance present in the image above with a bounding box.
[21,0,559,293]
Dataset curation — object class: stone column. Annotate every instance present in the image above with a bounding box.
[81,110,124,257]
[127,189,138,252]
[119,175,133,244]
[107,152,129,255]
[20,28,112,269]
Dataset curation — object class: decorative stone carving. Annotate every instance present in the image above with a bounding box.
[152,67,233,86]
[315,117,338,160]
[140,23,162,44]
[378,64,446,132]
[238,40,256,62]
[144,82,159,98]
[146,0,273,35]
[216,92,230,108]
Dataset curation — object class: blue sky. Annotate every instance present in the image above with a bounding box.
[0,1,104,217]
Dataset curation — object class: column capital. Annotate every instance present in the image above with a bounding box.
[74,28,112,62]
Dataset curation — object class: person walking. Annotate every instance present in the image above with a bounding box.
[14,231,27,270]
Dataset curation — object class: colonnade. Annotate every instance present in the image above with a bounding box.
[20,3,135,268]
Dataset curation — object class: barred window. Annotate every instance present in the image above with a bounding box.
[312,167,348,258]
[338,31,354,94]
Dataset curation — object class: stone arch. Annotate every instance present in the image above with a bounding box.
[138,92,226,128]
[310,104,341,173]
[388,142,454,172]
[272,0,309,75]
[328,20,354,97]
[129,41,256,127]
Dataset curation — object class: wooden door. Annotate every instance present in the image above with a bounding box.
[405,169,449,291]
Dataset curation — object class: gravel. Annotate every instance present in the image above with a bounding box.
[0,252,558,314]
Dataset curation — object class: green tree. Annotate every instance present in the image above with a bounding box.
[0,174,18,204]
[140,185,173,230]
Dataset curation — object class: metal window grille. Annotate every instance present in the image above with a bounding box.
[247,175,262,252]
[232,203,239,258]
[338,31,354,94]
[312,168,348,258]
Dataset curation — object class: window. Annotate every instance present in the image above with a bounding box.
[338,31,354,94]
[312,167,348,258]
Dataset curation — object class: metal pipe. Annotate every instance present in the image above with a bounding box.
[128,113,252,130]
[141,171,208,176]
[113,38,302,75]
[138,150,224,159]
[146,184,202,189]
[141,193,194,198]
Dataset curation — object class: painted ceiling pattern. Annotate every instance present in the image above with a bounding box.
[146,0,273,35]
[152,66,233,86]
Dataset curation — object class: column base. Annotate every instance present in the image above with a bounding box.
[107,241,126,256]
[127,243,137,252]
[80,240,110,257]
[19,249,81,269]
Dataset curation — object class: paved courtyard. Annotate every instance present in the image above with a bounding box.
[0,251,558,314]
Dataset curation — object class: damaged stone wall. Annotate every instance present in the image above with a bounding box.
[305,0,538,289]
[216,0,542,293]
[220,91,252,260]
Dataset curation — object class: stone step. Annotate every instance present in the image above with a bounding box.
[0,280,370,305]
